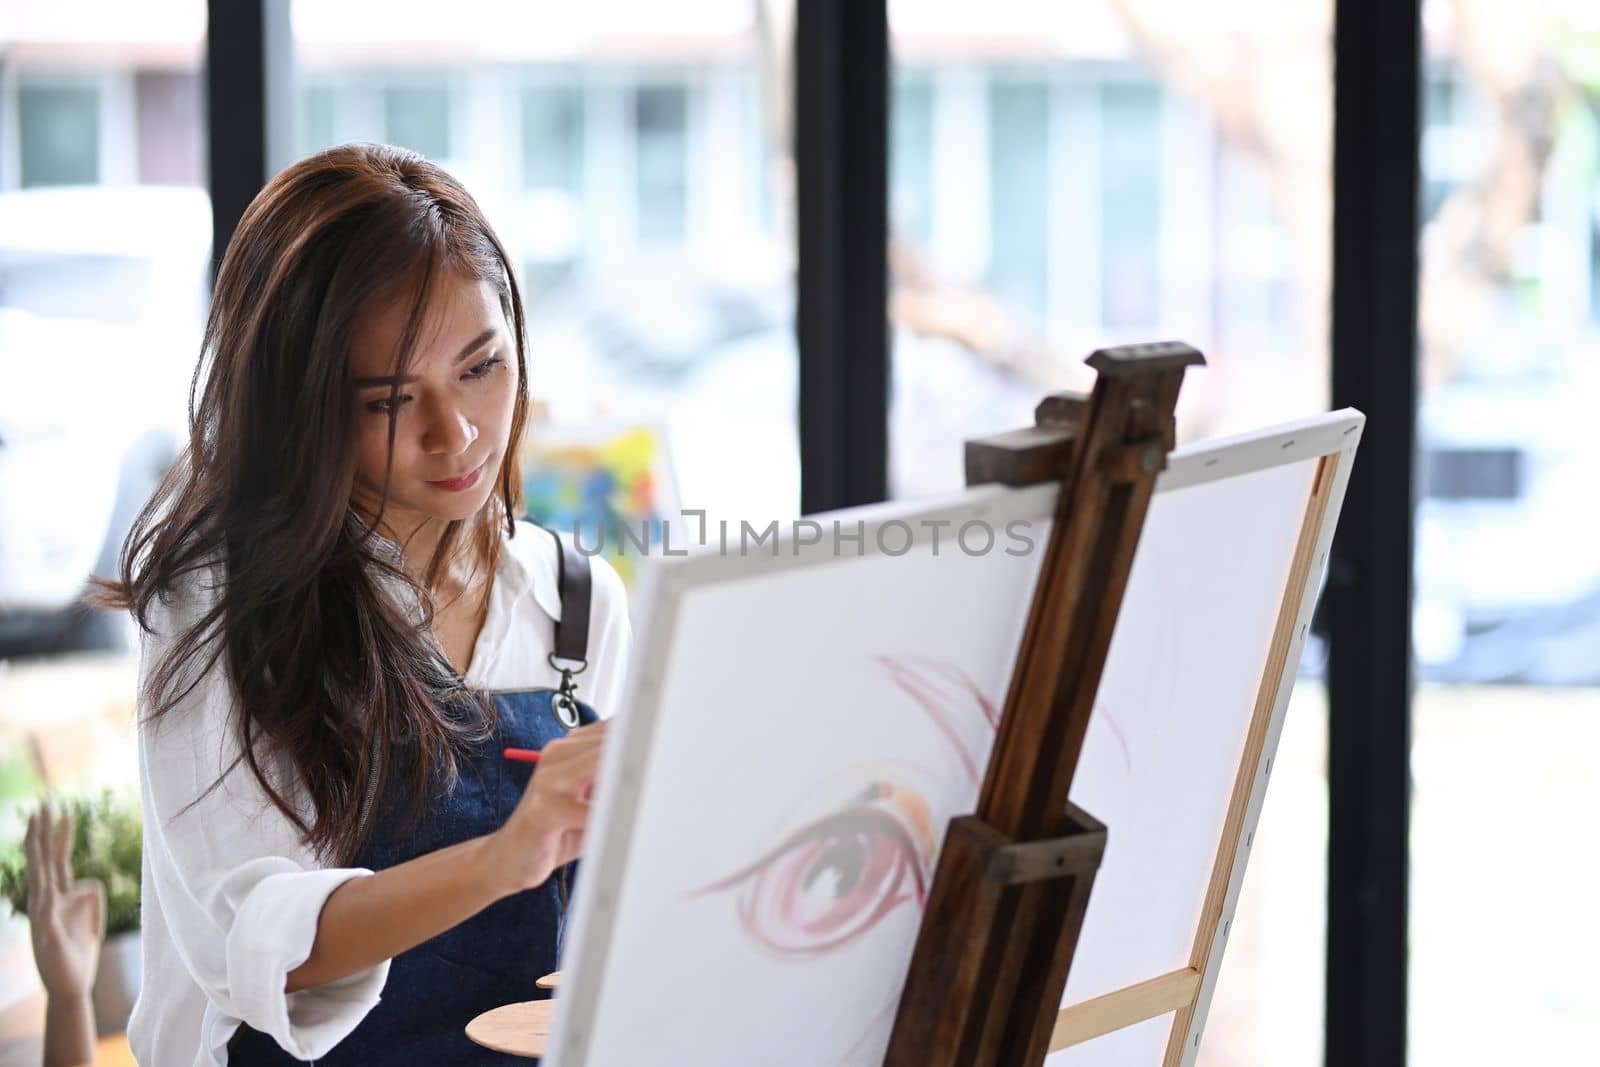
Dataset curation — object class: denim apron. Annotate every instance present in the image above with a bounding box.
[227,687,599,1064]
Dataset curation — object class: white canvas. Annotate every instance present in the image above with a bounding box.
[1060,456,1319,1006]
[548,410,1363,1067]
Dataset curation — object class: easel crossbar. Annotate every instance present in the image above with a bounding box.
[1048,969,1203,1052]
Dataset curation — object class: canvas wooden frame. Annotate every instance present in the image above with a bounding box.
[1046,411,1359,1065]
[545,409,1364,1066]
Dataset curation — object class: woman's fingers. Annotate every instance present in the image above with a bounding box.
[564,823,591,867]
[533,742,604,801]
[527,786,595,868]
[38,803,62,899]
[51,806,75,893]
[560,828,587,867]
[23,801,80,908]
[495,723,610,888]
[551,719,607,754]
[91,878,106,937]
[76,879,107,940]
[549,722,607,754]
[538,727,605,780]
[23,810,44,911]
[540,789,588,827]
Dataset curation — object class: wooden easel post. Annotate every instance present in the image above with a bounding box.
[883,342,1205,1067]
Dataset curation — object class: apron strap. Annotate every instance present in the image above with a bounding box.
[546,525,591,665]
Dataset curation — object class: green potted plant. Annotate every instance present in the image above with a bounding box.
[1,788,143,1035]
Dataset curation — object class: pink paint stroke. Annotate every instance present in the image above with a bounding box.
[686,789,929,958]
[683,653,1133,1065]
[878,651,1134,780]
[872,654,994,784]
[1093,701,1134,776]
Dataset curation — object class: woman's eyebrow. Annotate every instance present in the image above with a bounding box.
[352,327,500,387]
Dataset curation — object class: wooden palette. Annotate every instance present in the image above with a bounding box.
[465,999,556,1059]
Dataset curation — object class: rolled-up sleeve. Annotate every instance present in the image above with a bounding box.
[136,581,390,1060]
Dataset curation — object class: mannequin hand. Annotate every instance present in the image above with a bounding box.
[24,802,106,1000]
[485,719,608,896]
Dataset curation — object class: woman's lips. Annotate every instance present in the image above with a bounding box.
[427,462,483,492]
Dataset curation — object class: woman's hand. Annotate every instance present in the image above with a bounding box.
[25,803,102,1067]
[288,719,610,995]
[24,802,106,1000]
[485,719,608,896]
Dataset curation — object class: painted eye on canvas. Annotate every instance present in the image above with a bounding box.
[688,780,938,958]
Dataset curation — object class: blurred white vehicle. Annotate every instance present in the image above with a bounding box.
[0,186,208,656]
[1415,365,1600,684]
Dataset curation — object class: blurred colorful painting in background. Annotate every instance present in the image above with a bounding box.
[519,421,680,590]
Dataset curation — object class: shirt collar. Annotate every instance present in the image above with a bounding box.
[497,520,563,624]
[352,511,562,625]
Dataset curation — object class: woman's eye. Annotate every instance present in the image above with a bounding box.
[366,394,410,414]
[686,780,935,957]
[465,355,503,379]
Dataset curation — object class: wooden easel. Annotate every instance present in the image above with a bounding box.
[466,341,1204,1063]
[883,341,1204,1067]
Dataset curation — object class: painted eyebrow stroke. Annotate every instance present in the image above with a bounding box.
[352,325,499,388]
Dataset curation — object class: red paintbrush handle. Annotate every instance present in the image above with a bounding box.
[502,748,542,764]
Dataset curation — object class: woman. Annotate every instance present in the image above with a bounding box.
[97,143,630,1064]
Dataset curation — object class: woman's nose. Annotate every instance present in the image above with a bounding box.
[421,400,478,456]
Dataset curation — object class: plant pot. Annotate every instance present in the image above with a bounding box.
[92,930,141,1036]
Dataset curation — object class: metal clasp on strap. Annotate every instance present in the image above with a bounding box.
[547,650,588,729]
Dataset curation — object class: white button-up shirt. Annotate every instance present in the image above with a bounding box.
[127,520,631,1065]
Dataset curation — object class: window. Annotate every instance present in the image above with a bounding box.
[522,84,584,193]
[382,83,452,160]
[519,83,586,304]
[296,78,455,163]
[891,7,1333,1063]
[634,83,690,244]
[302,83,340,156]
[891,72,935,251]
[290,5,797,529]
[986,77,1051,321]
[0,0,207,820]
[18,84,101,187]
[1098,81,1163,329]
[1411,4,1600,1060]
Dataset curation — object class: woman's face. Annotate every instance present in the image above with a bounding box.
[348,270,519,531]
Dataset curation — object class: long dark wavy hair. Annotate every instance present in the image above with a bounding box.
[95,143,532,865]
